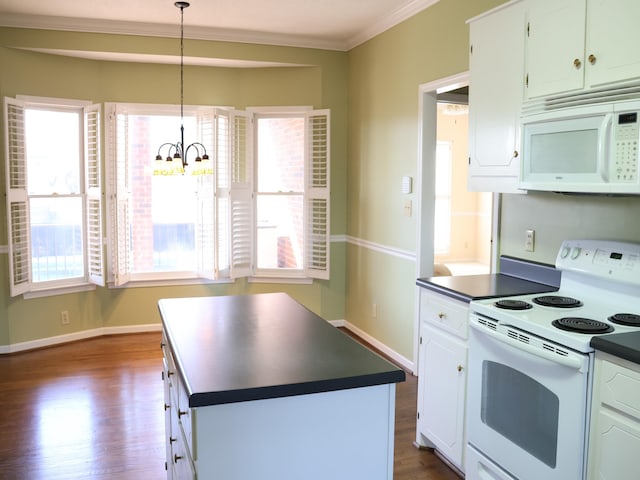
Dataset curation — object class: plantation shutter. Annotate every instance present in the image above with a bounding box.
[4,97,31,296]
[305,109,330,280]
[106,104,131,287]
[84,103,104,286]
[214,109,231,277]
[195,108,216,279]
[229,110,254,278]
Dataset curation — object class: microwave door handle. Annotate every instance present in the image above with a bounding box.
[599,113,614,181]
[470,320,585,371]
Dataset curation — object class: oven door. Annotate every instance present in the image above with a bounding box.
[466,313,591,480]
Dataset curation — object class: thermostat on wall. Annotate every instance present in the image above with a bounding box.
[402,176,413,194]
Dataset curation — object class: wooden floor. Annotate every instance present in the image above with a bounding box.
[0,332,460,480]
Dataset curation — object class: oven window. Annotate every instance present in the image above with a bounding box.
[481,361,559,468]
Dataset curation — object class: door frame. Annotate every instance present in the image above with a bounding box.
[413,71,500,372]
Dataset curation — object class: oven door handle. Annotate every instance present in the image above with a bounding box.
[470,320,586,372]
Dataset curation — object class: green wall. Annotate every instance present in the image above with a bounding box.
[0,28,347,346]
[346,0,504,360]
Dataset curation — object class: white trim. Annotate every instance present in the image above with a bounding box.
[330,320,414,373]
[345,235,415,262]
[0,0,440,52]
[346,0,440,50]
[0,323,162,354]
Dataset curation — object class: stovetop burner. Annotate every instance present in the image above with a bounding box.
[608,313,640,326]
[533,295,583,308]
[494,299,533,310]
[552,317,614,334]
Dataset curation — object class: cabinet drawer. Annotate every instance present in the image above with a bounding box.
[599,359,640,419]
[420,290,469,339]
[177,377,196,460]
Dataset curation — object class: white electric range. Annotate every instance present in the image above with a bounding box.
[465,239,640,480]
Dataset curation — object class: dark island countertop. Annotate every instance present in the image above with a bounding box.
[416,256,560,303]
[159,293,406,408]
[591,332,640,365]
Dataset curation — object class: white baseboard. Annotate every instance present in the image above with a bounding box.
[2,319,413,374]
[0,323,162,354]
[329,319,414,372]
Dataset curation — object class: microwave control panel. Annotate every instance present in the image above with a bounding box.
[613,111,639,183]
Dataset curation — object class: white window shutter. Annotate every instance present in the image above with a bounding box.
[84,103,104,286]
[305,109,330,280]
[215,109,231,277]
[196,108,216,279]
[229,110,254,278]
[4,97,31,296]
[105,104,131,287]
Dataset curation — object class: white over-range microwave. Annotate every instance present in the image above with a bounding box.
[520,100,640,194]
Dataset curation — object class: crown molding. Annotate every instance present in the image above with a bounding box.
[0,0,440,52]
[346,0,440,50]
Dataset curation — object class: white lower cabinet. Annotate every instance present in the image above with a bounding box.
[416,288,468,472]
[162,334,196,479]
[588,352,640,480]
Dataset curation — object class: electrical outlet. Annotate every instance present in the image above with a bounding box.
[525,229,535,252]
[61,310,70,325]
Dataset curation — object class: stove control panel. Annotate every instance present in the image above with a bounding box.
[557,239,640,285]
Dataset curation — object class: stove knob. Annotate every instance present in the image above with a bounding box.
[560,246,571,258]
[571,247,582,259]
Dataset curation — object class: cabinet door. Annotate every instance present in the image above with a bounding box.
[586,0,640,88]
[590,409,640,480]
[524,0,586,98]
[418,324,468,470]
[468,0,527,194]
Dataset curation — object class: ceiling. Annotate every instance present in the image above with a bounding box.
[0,0,440,52]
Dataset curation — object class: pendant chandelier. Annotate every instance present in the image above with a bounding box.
[153,1,212,176]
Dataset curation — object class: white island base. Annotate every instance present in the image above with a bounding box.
[189,384,396,479]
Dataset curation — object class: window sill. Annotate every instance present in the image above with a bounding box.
[107,277,234,289]
[248,276,313,285]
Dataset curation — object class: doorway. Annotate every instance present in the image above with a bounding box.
[434,88,492,276]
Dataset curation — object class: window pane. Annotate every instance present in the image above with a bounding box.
[256,117,304,192]
[26,109,81,195]
[30,197,83,282]
[128,114,198,272]
[256,195,303,269]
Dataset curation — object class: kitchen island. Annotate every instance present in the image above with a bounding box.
[159,292,405,479]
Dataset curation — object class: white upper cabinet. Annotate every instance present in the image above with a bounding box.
[468,0,527,193]
[587,0,640,89]
[525,0,640,99]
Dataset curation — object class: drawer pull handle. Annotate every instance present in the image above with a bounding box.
[178,409,188,418]
[169,436,177,444]
[174,454,183,463]
[438,312,446,319]
[588,53,596,65]
[164,403,171,411]
[573,58,582,69]
[168,370,175,376]
[457,365,464,372]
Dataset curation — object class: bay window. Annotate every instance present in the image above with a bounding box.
[105,103,329,286]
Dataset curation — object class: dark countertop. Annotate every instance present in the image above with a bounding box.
[159,293,406,408]
[416,274,558,303]
[416,256,560,303]
[591,332,640,365]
